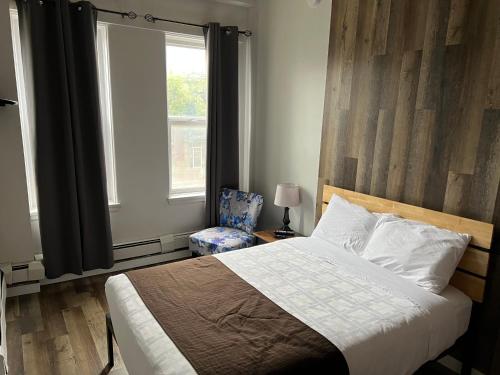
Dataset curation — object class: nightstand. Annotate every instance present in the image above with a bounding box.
[254,229,303,244]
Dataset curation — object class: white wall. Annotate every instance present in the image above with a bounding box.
[251,0,331,235]
[0,0,35,264]
[0,0,253,263]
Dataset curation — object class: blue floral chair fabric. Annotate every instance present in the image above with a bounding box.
[189,227,255,254]
[189,189,264,256]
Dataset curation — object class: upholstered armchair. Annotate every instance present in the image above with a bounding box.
[189,188,264,256]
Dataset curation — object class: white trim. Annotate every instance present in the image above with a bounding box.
[165,32,205,49]
[167,192,206,205]
[10,11,38,214]
[239,36,252,191]
[109,202,121,212]
[97,23,119,206]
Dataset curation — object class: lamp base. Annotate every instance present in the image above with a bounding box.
[280,225,293,232]
[280,207,294,233]
[274,228,296,238]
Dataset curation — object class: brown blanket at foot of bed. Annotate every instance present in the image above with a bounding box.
[126,256,349,375]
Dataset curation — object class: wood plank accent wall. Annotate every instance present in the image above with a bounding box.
[318,0,500,372]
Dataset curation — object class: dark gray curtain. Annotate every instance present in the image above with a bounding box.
[204,23,239,227]
[16,0,113,278]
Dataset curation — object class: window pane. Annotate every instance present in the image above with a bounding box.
[167,41,207,194]
[170,119,206,191]
[167,45,207,117]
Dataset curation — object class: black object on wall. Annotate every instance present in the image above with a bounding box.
[16,0,113,278]
[204,23,240,227]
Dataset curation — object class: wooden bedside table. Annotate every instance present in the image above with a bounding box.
[254,229,303,244]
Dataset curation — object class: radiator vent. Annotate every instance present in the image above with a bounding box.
[112,231,196,261]
[6,231,196,285]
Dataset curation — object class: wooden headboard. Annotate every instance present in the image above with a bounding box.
[321,185,494,303]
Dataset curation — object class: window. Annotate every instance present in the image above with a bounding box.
[10,12,118,216]
[166,33,207,198]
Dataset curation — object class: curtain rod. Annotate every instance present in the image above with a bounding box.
[94,7,253,37]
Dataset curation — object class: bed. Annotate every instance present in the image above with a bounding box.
[105,185,494,375]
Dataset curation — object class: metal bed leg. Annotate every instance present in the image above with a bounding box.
[460,351,472,375]
[461,362,471,375]
[460,330,473,375]
[104,313,115,373]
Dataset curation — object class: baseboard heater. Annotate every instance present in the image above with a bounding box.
[113,238,159,249]
[112,231,196,261]
[6,231,196,295]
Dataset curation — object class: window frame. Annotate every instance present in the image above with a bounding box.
[10,9,37,215]
[96,23,119,208]
[9,13,119,219]
[165,32,208,200]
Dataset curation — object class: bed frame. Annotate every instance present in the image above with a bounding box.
[320,185,494,303]
[320,186,494,374]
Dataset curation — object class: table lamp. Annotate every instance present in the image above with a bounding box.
[274,183,300,232]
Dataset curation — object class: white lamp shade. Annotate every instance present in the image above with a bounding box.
[274,183,300,207]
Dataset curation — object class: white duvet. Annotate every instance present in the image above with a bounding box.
[105,237,471,375]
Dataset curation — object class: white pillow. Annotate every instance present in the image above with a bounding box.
[362,219,471,294]
[373,212,401,223]
[311,194,379,255]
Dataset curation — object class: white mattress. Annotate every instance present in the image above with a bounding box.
[105,237,472,375]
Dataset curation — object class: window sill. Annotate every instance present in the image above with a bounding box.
[30,202,121,221]
[167,193,205,205]
[109,202,121,212]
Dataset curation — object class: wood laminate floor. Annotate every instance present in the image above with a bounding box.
[6,274,126,375]
[6,273,457,375]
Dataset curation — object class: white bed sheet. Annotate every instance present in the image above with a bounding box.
[105,237,471,375]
